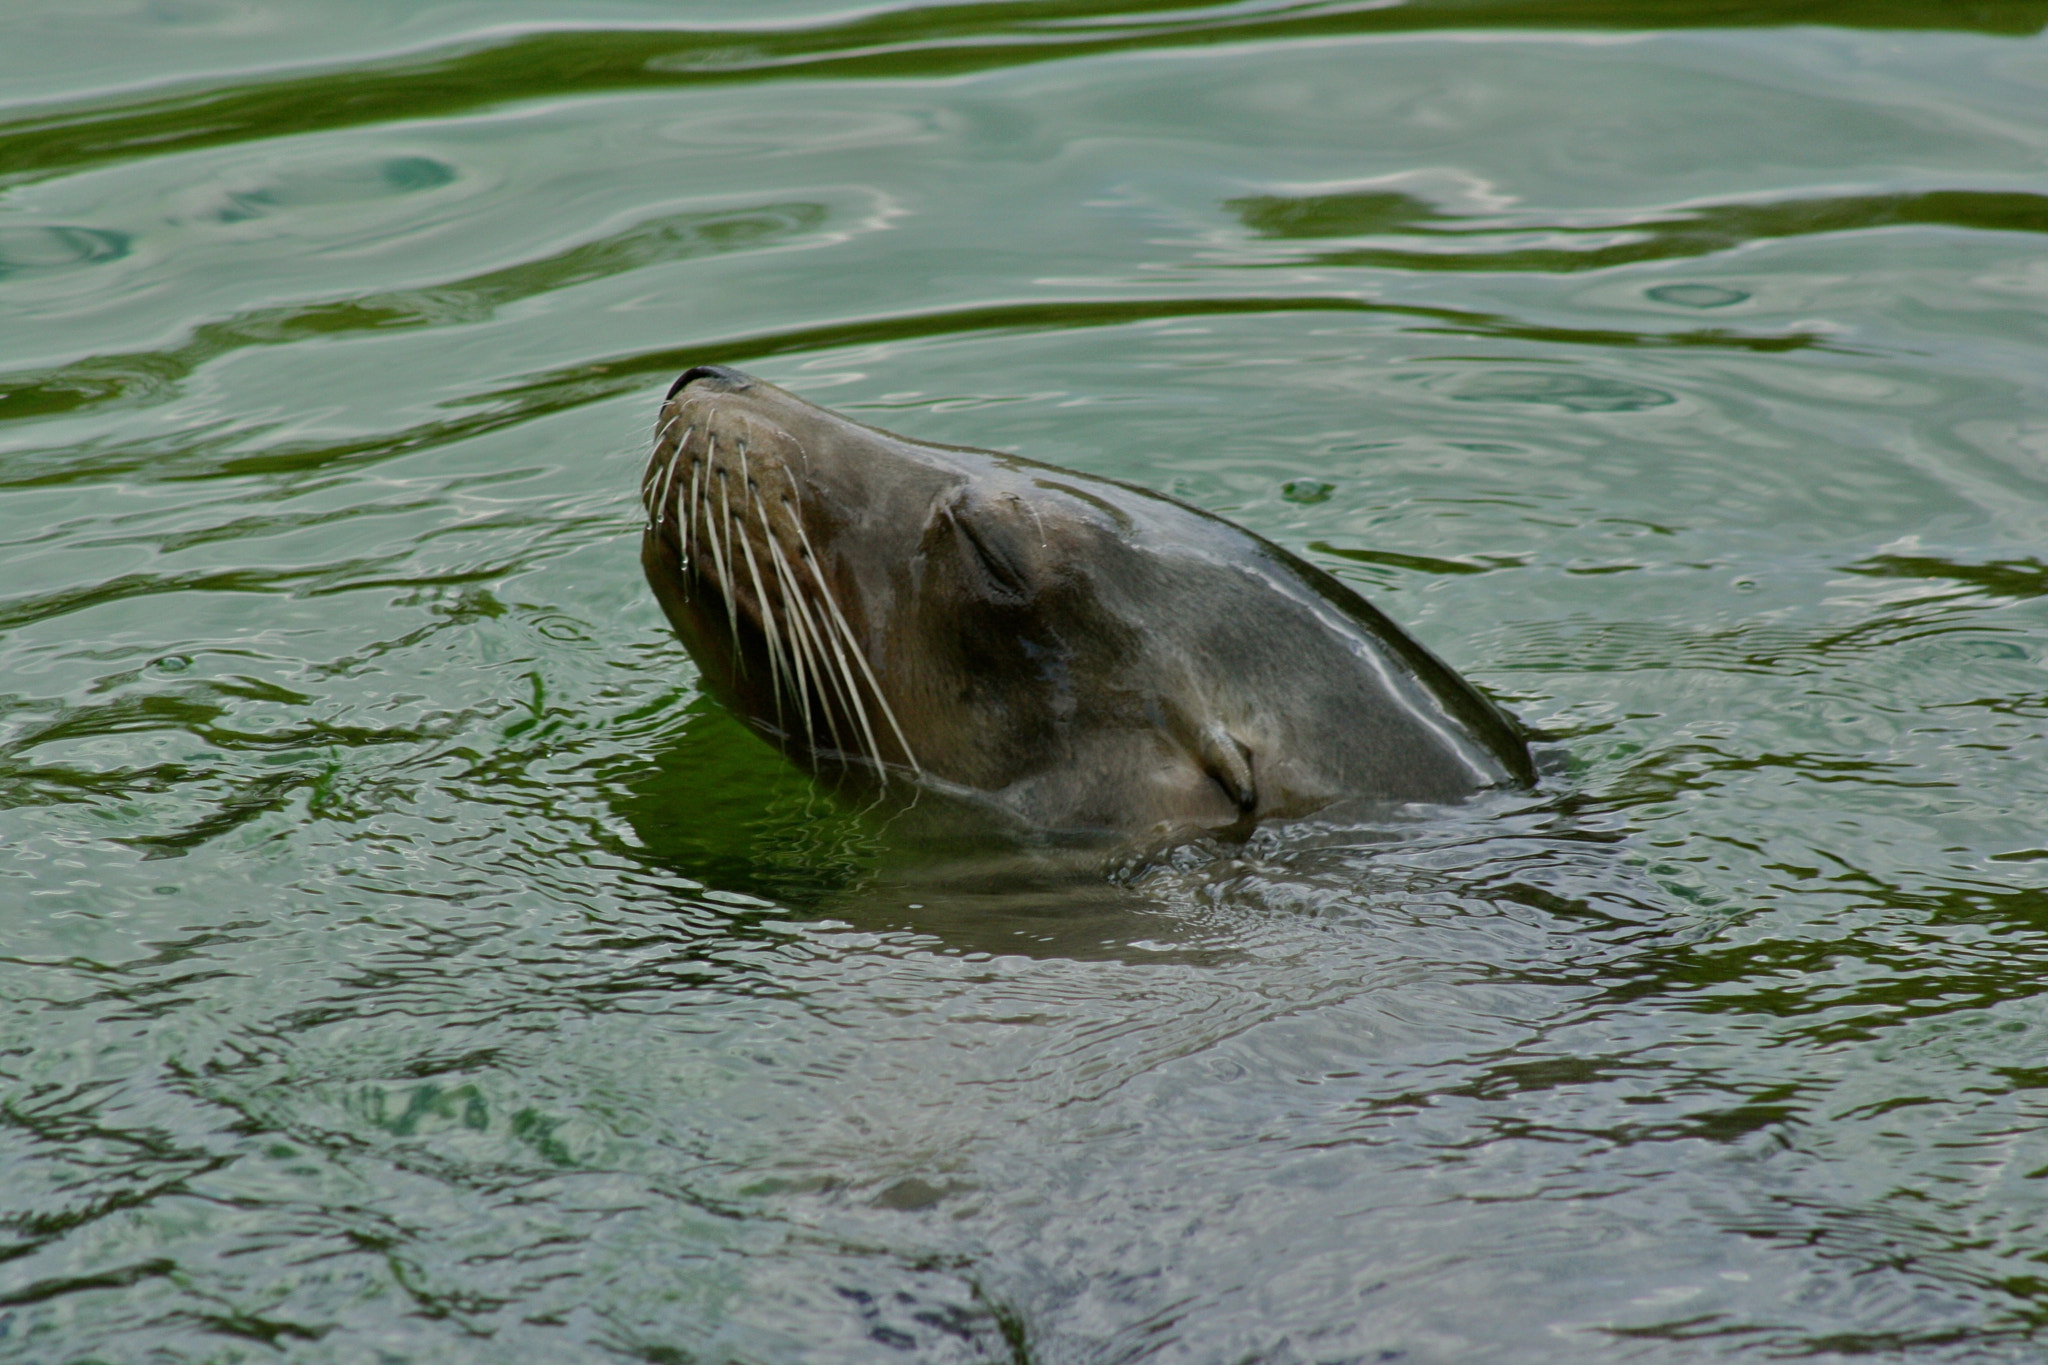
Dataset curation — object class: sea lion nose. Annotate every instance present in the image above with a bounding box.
[667,364,755,401]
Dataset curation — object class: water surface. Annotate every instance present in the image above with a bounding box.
[7,2,2048,1361]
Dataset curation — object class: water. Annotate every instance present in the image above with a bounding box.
[7,2,2048,1360]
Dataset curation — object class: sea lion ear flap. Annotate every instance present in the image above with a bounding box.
[1197,723,1257,813]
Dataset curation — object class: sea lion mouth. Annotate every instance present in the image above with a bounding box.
[640,377,920,777]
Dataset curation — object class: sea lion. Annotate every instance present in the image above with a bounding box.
[640,365,1532,840]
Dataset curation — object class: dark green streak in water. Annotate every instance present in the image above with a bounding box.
[0,293,1819,483]
[1228,188,2048,272]
[2,1,2042,187]
[0,203,827,425]
[1847,554,2048,602]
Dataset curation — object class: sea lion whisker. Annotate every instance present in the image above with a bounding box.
[645,434,670,525]
[659,423,696,535]
[735,421,802,726]
[685,453,706,590]
[649,431,683,535]
[765,532,825,763]
[789,527,898,775]
[785,547,869,765]
[818,597,886,772]
[776,539,853,761]
[731,433,767,675]
[707,436,746,672]
[791,571,860,762]
[717,491,742,671]
[642,410,683,504]
[697,442,739,660]
[782,461,805,517]
[642,429,676,522]
[639,447,663,510]
[792,517,920,775]
[735,488,789,734]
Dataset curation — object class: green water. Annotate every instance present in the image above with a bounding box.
[8,2,2048,1360]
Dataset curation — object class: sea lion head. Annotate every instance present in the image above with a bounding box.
[641,366,1530,838]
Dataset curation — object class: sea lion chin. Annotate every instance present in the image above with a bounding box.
[639,364,1533,840]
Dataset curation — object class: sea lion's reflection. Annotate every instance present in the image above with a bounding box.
[607,701,1533,964]
[610,700,1240,963]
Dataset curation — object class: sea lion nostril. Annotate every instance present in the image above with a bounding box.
[667,365,756,401]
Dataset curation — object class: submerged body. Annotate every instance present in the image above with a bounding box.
[640,366,1532,839]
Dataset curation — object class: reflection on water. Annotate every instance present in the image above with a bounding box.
[0,198,842,425]
[7,1,2048,1360]
[1227,184,2048,272]
[0,225,130,278]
